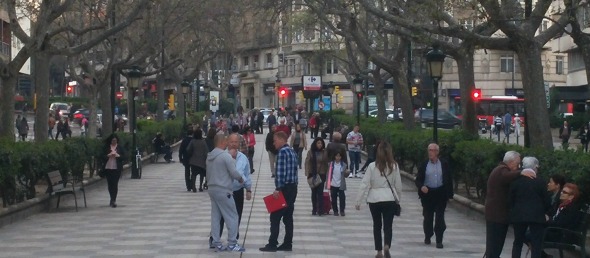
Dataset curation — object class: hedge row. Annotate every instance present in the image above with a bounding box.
[0,114,199,208]
[331,111,589,204]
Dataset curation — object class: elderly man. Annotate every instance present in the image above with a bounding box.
[206,134,245,252]
[209,134,252,247]
[326,132,348,164]
[509,157,551,258]
[415,143,454,249]
[276,117,291,137]
[484,151,536,258]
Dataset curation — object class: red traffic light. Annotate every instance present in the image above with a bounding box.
[472,88,481,101]
[356,92,363,100]
[279,88,287,97]
[66,86,73,93]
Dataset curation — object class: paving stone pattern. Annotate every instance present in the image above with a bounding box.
[0,133,529,258]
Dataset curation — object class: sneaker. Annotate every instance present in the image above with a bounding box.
[227,244,245,252]
[347,173,354,178]
[214,244,225,252]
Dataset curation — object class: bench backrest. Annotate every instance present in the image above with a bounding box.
[47,171,66,192]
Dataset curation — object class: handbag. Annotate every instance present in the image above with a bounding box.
[98,168,106,178]
[384,168,401,216]
[307,174,322,189]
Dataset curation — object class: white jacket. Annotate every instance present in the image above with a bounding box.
[355,162,402,206]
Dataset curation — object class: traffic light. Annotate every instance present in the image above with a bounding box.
[472,88,482,101]
[334,86,340,95]
[66,86,73,94]
[168,94,175,110]
[411,86,418,96]
[279,88,287,98]
[356,92,363,100]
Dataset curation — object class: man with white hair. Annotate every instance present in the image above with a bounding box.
[484,151,536,258]
[508,156,551,258]
[276,116,291,137]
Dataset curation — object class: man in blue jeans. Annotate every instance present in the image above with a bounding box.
[346,125,363,178]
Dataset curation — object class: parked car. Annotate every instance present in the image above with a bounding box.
[163,109,176,120]
[416,109,462,129]
[49,102,71,118]
[73,108,103,125]
[368,109,398,121]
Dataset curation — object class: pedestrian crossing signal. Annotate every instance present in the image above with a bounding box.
[411,86,418,96]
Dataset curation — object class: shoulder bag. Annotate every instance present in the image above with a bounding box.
[384,166,401,216]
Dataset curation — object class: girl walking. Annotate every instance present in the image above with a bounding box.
[326,150,349,216]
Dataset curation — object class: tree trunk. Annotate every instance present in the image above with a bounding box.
[88,87,99,138]
[455,48,479,136]
[515,42,553,149]
[391,68,415,129]
[372,69,387,124]
[0,74,18,140]
[33,51,50,142]
[100,79,113,137]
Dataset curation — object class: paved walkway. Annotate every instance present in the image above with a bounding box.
[0,132,530,257]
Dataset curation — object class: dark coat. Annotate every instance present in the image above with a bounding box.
[548,202,584,230]
[485,162,521,224]
[415,159,454,199]
[326,142,347,164]
[178,136,193,166]
[509,175,551,224]
[559,125,572,140]
[102,144,125,171]
[265,131,278,154]
[186,138,209,168]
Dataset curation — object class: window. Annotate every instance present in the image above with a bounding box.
[253,55,259,70]
[304,26,315,41]
[304,61,312,75]
[266,53,272,68]
[569,50,585,71]
[294,30,302,42]
[556,56,564,74]
[500,55,514,73]
[326,59,338,74]
[288,59,296,76]
[243,56,249,70]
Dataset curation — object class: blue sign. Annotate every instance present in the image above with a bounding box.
[313,97,331,111]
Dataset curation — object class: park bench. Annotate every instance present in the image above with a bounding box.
[541,204,590,258]
[46,171,87,212]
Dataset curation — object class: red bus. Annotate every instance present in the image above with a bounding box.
[453,96,525,127]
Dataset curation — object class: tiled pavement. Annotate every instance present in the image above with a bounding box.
[0,132,530,258]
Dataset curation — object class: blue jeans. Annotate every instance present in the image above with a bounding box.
[349,151,361,172]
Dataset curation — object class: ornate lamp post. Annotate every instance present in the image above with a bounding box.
[426,45,445,143]
[328,81,335,136]
[181,80,191,133]
[126,66,142,179]
[353,75,364,125]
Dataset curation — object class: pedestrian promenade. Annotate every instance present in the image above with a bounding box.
[0,132,529,257]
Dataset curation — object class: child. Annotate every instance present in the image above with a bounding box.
[326,151,350,216]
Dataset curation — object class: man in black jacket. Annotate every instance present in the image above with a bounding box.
[509,157,551,258]
[179,128,194,191]
[265,125,278,178]
[415,143,453,249]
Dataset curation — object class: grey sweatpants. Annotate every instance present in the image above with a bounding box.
[209,188,239,246]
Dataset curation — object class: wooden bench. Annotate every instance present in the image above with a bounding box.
[47,171,87,212]
[541,204,589,258]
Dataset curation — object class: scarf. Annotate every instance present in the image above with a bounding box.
[553,199,573,220]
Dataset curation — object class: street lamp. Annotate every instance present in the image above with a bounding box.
[195,78,200,112]
[353,75,364,125]
[181,80,191,133]
[426,44,445,143]
[275,77,281,110]
[126,66,142,179]
[328,81,335,137]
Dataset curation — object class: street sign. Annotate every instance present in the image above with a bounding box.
[116,92,123,99]
[302,76,321,91]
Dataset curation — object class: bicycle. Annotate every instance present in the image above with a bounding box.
[135,147,142,179]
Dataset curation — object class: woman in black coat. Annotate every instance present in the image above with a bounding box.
[102,134,125,208]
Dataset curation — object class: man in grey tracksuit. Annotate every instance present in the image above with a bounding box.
[207,134,245,252]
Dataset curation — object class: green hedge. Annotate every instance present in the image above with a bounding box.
[332,114,589,204]
[0,114,200,207]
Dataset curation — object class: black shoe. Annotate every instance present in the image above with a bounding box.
[192,188,197,192]
[199,188,203,192]
[187,188,191,192]
[424,238,431,245]
[259,244,277,252]
[334,212,339,216]
[436,243,443,249]
[340,212,345,216]
[209,236,214,249]
[277,244,292,251]
[312,211,317,216]
[110,202,117,208]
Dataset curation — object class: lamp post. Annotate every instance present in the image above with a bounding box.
[126,66,142,179]
[181,80,191,133]
[353,75,364,125]
[195,78,200,112]
[328,81,335,137]
[275,77,281,110]
[426,45,446,143]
